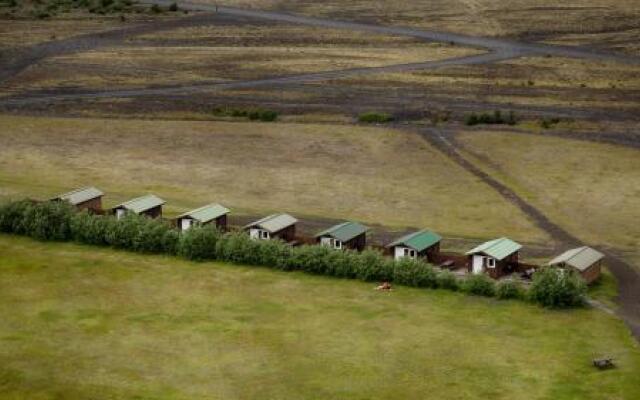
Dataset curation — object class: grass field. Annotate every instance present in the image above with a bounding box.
[0,115,548,243]
[1,234,639,399]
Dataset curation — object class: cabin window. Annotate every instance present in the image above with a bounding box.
[260,230,270,240]
[403,248,417,258]
[487,257,496,268]
[334,240,342,249]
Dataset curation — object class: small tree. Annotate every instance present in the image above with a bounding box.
[528,267,586,308]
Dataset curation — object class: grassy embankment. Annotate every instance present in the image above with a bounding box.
[1,234,639,399]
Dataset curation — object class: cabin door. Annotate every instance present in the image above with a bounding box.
[472,255,485,274]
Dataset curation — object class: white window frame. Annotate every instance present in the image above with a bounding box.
[403,248,417,259]
[334,239,342,250]
[260,230,270,240]
[486,257,496,268]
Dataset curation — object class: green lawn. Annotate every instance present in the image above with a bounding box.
[0,235,639,399]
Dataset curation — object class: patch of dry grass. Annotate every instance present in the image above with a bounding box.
[0,115,548,243]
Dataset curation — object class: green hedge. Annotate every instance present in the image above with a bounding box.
[0,200,586,308]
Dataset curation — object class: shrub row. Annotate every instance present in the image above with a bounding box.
[0,200,586,308]
[212,107,279,122]
[465,110,517,126]
[358,112,394,124]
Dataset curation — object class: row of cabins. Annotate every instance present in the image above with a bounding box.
[51,187,605,284]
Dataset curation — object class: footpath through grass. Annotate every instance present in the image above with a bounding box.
[1,235,639,399]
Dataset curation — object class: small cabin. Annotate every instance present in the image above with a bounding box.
[548,246,604,284]
[175,203,230,232]
[386,230,441,262]
[51,186,103,213]
[315,221,368,252]
[112,194,165,219]
[244,213,298,242]
[466,237,522,279]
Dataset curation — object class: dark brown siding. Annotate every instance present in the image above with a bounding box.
[272,224,296,242]
[75,196,103,213]
[215,214,228,232]
[344,233,366,252]
[419,242,440,264]
[141,205,162,219]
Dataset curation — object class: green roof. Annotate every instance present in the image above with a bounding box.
[115,194,165,214]
[466,237,522,260]
[244,213,297,233]
[548,246,604,271]
[386,230,441,252]
[177,203,229,223]
[52,186,103,205]
[315,221,368,243]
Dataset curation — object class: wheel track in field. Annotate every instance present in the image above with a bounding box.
[415,126,640,341]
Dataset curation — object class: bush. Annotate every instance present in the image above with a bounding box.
[528,267,586,308]
[150,3,161,13]
[179,226,221,261]
[133,218,174,254]
[168,2,178,11]
[354,250,394,282]
[286,245,332,275]
[358,112,394,124]
[21,201,74,241]
[0,200,33,235]
[70,211,112,246]
[465,110,517,126]
[496,280,524,300]
[215,232,258,264]
[463,274,496,297]
[436,270,459,291]
[393,258,438,288]
[248,108,278,122]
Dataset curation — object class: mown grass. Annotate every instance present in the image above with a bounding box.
[0,115,548,243]
[1,234,639,399]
